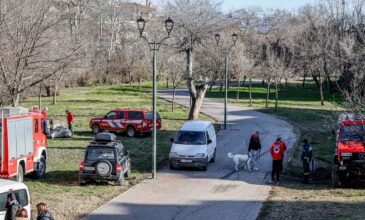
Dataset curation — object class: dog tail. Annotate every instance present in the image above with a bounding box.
[228,152,233,158]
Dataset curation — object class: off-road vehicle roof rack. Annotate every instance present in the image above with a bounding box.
[90,132,122,145]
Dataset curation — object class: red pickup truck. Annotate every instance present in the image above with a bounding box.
[89,108,162,137]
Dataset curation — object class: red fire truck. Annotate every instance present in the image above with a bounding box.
[332,113,365,187]
[0,107,47,182]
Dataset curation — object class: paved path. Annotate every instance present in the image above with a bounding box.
[87,89,296,220]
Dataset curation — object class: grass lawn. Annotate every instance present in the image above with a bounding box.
[207,81,365,219]
[20,84,215,220]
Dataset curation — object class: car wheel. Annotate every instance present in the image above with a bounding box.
[33,156,46,178]
[126,126,136,137]
[79,178,87,186]
[211,149,216,163]
[332,165,342,188]
[125,159,132,178]
[115,174,124,186]
[169,164,175,170]
[92,124,101,134]
[201,157,208,171]
[16,164,24,183]
[95,160,113,177]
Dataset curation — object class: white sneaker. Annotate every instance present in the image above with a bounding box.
[253,167,259,171]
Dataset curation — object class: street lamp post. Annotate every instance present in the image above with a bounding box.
[215,33,237,130]
[137,16,174,179]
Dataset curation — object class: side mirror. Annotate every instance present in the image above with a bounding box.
[170,137,174,143]
[207,139,212,144]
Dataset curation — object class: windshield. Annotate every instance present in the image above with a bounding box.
[174,131,207,145]
[340,125,365,141]
[146,112,161,120]
[86,147,115,160]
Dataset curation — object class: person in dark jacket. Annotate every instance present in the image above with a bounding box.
[248,131,262,171]
[301,139,312,184]
[36,203,54,220]
[5,193,21,220]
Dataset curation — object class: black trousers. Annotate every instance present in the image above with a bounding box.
[272,160,283,181]
[68,123,73,132]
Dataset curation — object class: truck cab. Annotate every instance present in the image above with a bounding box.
[332,113,365,187]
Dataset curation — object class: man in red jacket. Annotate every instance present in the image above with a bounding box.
[270,136,287,183]
[66,110,75,132]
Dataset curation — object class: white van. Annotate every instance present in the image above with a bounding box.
[0,179,31,220]
[169,121,217,170]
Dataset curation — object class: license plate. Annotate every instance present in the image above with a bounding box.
[339,166,347,171]
[84,167,95,171]
[181,159,192,163]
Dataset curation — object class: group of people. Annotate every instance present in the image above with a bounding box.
[40,108,75,133]
[248,131,313,184]
[6,193,54,220]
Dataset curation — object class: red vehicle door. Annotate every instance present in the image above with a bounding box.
[101,111,118,131]
[117,111,126,131]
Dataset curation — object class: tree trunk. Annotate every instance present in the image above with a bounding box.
[38,80,45,109]
[302,73,307,87]
[44,85,51,97]
[172,86,176,112]
[12,94,20,107]
[166,77,169,89]
[189,85,208,119]
[129,71,132,87]
[275,83,279,111]
[137,78,141,91]
[53,83,58,105]
[208,81,215,93]
[249,77,252,106]
[265,81,270,108]
[186,48,208,120]
[236,77,240,101]
[327,75,334,93]
[312,73,320,89]
[219,81,223,93]
[319,74,324,106]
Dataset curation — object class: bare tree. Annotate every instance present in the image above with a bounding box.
[165,0,222,119]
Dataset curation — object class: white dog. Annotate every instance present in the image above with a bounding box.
[228,152,252,172]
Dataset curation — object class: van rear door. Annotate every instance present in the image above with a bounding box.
[0,188,30,220]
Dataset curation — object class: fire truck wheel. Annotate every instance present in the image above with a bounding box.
[92,124,101,134]
[332,165,341,188]
[34,157,47,178]
[126,126,136,137]
[16,164,24,183]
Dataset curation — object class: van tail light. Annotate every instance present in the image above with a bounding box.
[79,161,84,171]
[116,164,122,173]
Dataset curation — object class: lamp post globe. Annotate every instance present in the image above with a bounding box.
[232,33,238,44]
[137,16,146,36]
[215,33,221,45]
[165,17,174,36]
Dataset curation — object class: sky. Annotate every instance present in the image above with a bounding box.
[221,0,318,12]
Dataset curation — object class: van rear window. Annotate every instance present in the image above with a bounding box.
[0,189,29,211]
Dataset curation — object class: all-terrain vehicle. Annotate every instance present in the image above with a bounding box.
[332,113,365,187]
[79,132,131,186]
